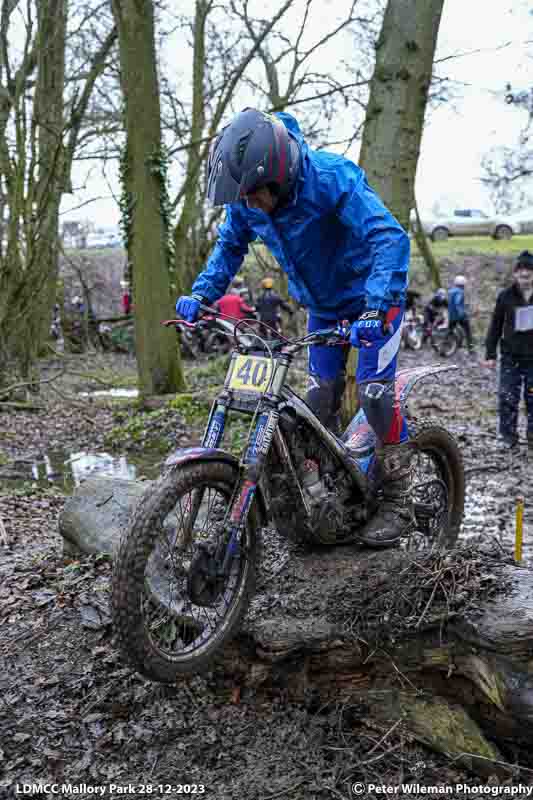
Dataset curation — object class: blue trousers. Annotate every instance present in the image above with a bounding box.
[499,354,533,442]
[308,308,408,444]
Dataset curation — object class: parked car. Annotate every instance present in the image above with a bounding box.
[508,206,533,235]
[412,209,521,241]
[85,232,123,249]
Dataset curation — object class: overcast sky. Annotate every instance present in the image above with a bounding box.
[61,0,533,229]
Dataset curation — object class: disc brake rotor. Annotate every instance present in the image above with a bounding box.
[187,542,227,607]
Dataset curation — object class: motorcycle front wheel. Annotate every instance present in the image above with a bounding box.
[111,461,260,681]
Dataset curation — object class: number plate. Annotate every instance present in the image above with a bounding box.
[227,355,273,393]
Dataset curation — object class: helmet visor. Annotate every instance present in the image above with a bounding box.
[206,146,241,206]
[207,159,266,206]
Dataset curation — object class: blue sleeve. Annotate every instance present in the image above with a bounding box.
[330,163,410,312]
[191,205,257,304]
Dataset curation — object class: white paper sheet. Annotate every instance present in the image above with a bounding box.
[515,305,533,332]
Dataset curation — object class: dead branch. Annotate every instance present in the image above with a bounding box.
[0,369,65,399]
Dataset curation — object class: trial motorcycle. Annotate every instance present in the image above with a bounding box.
[112,307,465,682]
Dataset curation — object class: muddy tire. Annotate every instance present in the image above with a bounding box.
[111,461,260,681]
[409,418,465,548]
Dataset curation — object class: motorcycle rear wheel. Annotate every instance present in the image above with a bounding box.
[111,461,260,681]
[405,417,465,550]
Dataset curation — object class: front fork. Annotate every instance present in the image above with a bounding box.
[181,402,228,547]
[222,404,279,574]
[190,398,280,576]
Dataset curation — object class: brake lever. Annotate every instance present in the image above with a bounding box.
[162,318,197,329]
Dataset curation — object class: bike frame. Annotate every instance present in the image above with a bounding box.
[163,309,458,577]
[165,312,355,572]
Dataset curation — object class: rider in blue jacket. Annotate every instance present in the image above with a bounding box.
[176,109,412,546]
[447,275,473,352]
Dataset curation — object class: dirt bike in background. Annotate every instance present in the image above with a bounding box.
[204,315,257,355]
[175,317,209,360]
[176,315,257,359]
[112,306,465,682]
[429,314,465,358]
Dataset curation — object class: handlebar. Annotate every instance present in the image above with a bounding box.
[163,312,351,354]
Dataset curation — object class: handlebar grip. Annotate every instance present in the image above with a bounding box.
[199,302,218,315]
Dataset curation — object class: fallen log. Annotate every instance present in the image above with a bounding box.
[59,477,533,778]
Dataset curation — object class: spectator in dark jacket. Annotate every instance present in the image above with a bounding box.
[423,287,448,331]
[448,275,473,352]
[255,277,293,336]
[484,250,533,448]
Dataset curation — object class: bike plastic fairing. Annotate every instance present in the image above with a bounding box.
[342,363,457,467]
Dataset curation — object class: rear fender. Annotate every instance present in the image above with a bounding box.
[395,363,458,405]
[164,446,269,527]
[343,364,457,453]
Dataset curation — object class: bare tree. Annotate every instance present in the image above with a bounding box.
[234,0,370,140]
[170,0,377,293]
[172,0,298,292]
[481,88,533,212]
[0,0,117,383]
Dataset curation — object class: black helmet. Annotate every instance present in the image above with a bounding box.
[516,250,533,270]
[206,108,300,206]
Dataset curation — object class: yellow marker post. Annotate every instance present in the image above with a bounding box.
[515,496,524,563]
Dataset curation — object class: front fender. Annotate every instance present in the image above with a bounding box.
[164,446,269,528]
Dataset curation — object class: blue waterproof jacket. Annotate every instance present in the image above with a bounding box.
[192,113,410,319]
[448,286,466,322]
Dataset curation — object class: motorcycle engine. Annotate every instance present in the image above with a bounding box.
[267,416,366,546]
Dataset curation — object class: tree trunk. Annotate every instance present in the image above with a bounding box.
[112,0,185,396]
[413,197,442,288]
[32,0,67,362]
[173,0,209,294]
[60,477,533,777]
[359,0,445,232]
[339,0,446,420]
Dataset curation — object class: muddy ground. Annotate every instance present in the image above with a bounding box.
[1,254,532,799]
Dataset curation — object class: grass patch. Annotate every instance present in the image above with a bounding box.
[186,354,231,391]
[168,393,212,426]
[224,416,252,455]
[410,234,533,259]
